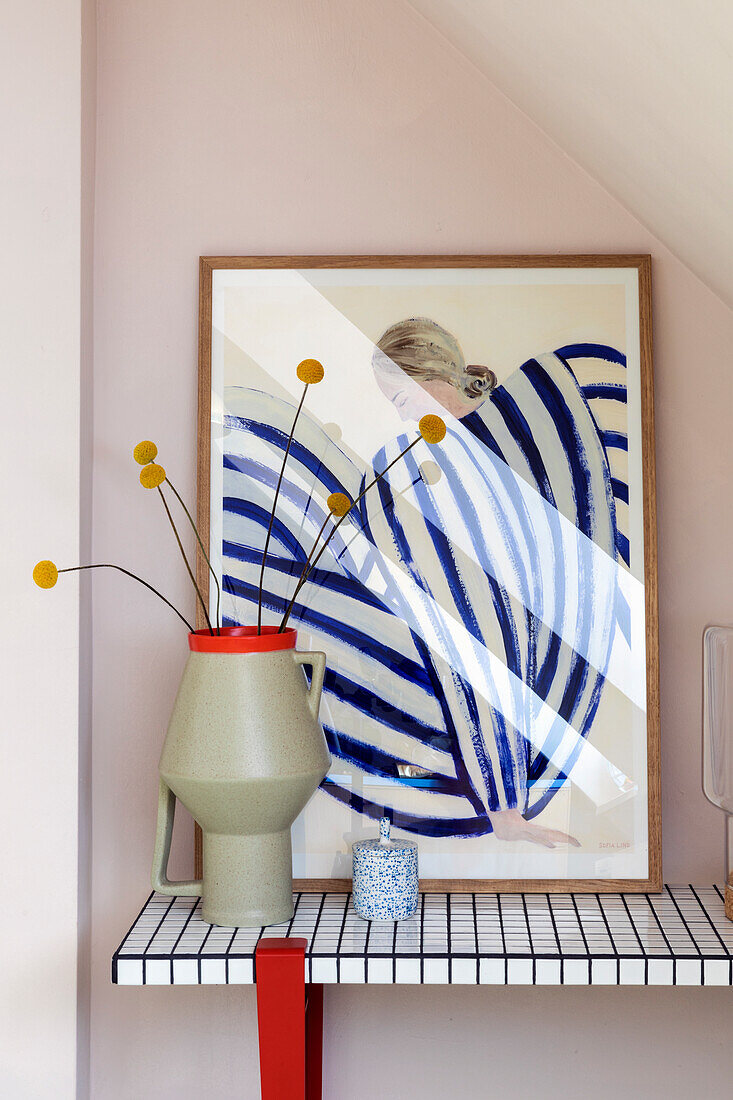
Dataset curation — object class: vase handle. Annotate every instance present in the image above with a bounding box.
[293,650,326,719]
[151,778,203,897]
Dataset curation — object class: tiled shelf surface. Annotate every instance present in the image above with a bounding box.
[112,886,733,987]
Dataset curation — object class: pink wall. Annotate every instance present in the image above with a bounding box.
[3,2,88,1094]
[92,1,733,1095]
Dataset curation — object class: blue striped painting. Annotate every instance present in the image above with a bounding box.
[217,335,639,852]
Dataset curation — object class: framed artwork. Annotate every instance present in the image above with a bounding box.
[197,255,660,892]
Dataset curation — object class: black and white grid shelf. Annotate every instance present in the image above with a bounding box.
[112,886,733,987]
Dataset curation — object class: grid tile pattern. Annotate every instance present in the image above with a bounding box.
[112,886,733,986]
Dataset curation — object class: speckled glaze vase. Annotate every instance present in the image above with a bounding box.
[151,626,330,928]
[352,817,419,921]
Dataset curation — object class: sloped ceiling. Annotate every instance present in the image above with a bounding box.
[407,0,733,308]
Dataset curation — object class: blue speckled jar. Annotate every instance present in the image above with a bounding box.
[352,817,419,921]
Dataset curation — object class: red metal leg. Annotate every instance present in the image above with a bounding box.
[256,938,308,1099]
[305,983,323,1100]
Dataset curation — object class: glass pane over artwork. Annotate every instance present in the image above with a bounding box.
[207,264,653,884]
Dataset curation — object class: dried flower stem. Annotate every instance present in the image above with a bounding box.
[59,564,193,631]
[257,383,308,633]
[157,485,213,634]
[273,509,333,622]
[279,436,421,632]
[165,476,221,633]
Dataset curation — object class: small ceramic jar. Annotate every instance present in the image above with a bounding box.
[352,817,419,921]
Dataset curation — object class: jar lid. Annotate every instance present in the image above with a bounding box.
[352,816,417,855]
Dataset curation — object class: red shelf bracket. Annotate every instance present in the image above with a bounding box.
[255,937,323,1100]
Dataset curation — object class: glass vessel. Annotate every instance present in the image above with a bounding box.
[702,626,733,918]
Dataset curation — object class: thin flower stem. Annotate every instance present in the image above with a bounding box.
[275,509,333,622]
[164,477,221,634]
[59,564,193,631]
[279,436,421,632]
[257,383,308,633]
[157,486,213,634]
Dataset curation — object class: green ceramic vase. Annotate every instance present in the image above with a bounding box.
[151,626,330,927]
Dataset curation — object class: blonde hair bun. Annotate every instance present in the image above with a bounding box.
[374,318,496,400]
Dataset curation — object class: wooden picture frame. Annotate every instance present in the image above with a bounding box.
[196,255,660,893]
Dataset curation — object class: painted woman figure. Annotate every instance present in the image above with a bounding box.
[362,318,631,847]
[221,318,631,847]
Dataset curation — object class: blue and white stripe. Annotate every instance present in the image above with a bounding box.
[219,344,630,837]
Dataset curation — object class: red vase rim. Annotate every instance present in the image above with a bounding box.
[188,625,297,653]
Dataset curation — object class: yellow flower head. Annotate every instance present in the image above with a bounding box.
[327,492,352,518]
[296,359,324,385]
[33,560,59,589]
[140,463,166,489]
[418,414,446,445]
[133,440,158,465]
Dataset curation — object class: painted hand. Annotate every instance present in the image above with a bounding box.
[488,808,580,849]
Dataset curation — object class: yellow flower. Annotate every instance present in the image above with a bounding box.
[33,560,59,588]
[140,463,166,489]
[296,359,325,385]
[133,440,158,465]
[418,414,446,444]
[327,492,352,517]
